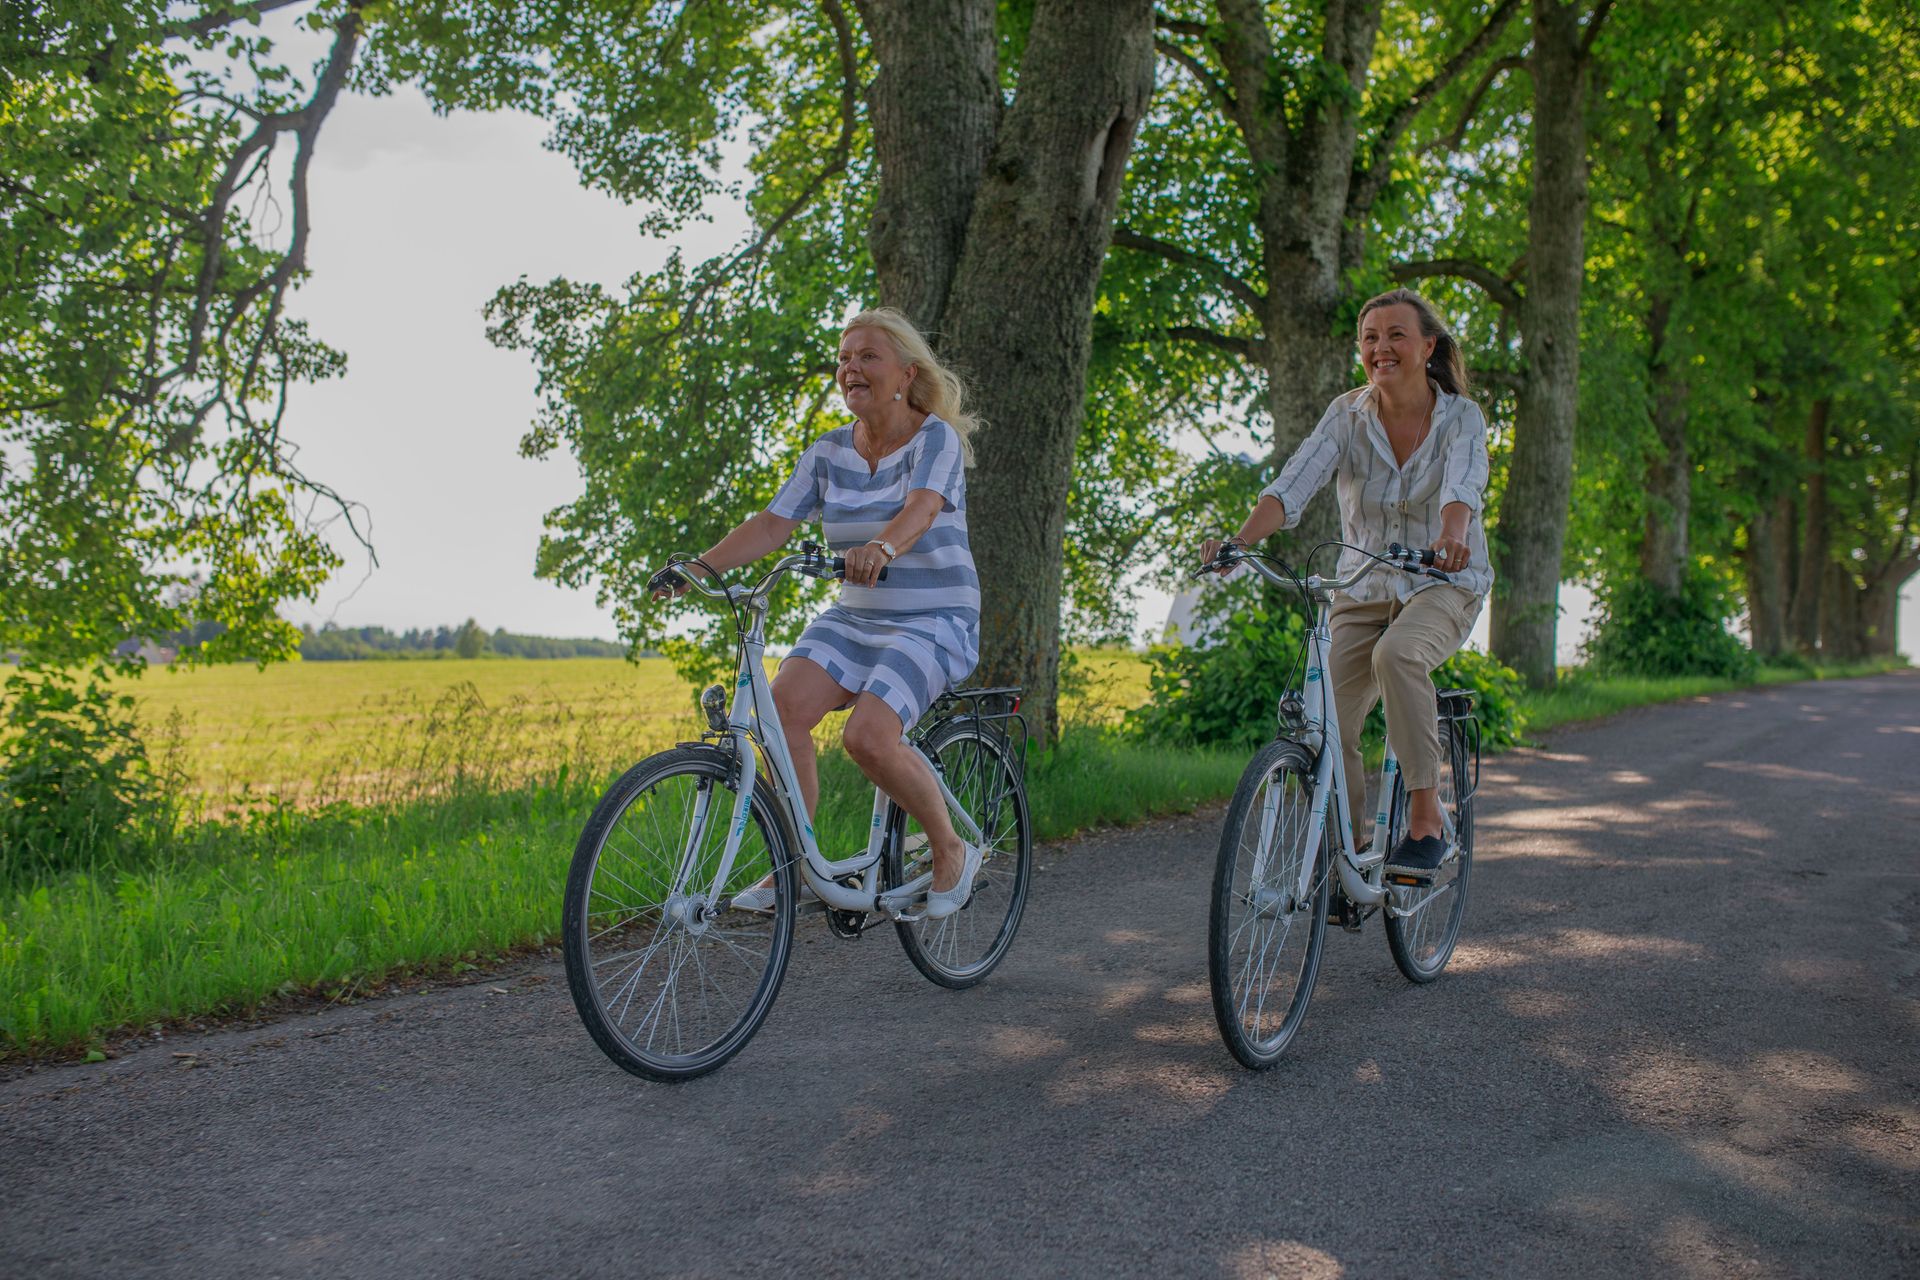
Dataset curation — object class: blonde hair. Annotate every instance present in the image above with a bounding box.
[841,307,980,463]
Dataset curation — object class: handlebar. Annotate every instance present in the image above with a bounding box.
[1197,540,1452,590]
[648,541,888,601]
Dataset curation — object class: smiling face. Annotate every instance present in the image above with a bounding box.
[1358,302,1437,395]
[837,325,915,416]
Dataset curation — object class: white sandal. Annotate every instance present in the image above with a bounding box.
[922,843,985,920]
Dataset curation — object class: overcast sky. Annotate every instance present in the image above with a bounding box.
[264,23,1911,659]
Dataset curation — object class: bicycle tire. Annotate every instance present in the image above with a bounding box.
[886,717,1033,989]
[563,744,797,1081]
[1209,739,1330,1069]
[1383,720,1474,983]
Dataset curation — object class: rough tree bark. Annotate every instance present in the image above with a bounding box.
[857,0,1158,739]
[1788,397,1830,651]
[1640,303,1692,596]
[1744,491,1792,659]
[1488,0,1605,686]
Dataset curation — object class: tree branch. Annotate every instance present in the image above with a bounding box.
[1390,258,1522,313]
[149,0,312,43]
[1422,54,1527,157]
[1153,35,1238,123]
[1351,0,1523,218]
[1164,325,1263,361]
[1111,226,1264,313]
[1580,0,1618,59]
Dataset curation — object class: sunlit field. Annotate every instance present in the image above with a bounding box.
[121,650,1155,809]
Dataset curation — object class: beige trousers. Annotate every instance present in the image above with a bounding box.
[1327,585,1482,840]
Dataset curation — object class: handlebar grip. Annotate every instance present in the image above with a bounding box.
[647,565,689,595]
[831,555,888,582]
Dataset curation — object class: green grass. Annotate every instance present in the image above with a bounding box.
[1516,657,1910,735]
[3,650,1901,1058]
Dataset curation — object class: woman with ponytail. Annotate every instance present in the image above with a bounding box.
[1199,288,1492,883]
[655,307,986,919]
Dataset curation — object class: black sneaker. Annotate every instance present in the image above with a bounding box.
[1384,834,1447,885]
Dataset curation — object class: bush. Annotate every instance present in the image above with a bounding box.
[1583,575,1757,680]
[0,663,170,878]
[1128,586,1526,752]
[1126,589,1310,750]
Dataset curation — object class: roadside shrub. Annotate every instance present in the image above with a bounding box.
[1126,588,1310,750]
[1130,586,1526,752]
[0,663,169,879]
[1583,575,1757,680]
[1432,647,1526,750]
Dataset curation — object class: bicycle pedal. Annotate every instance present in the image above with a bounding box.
[1383,870,1437,888]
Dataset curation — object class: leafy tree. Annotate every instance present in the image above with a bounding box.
[1,2,363,855]
[454,618,486,659]
[1089,0,1523,569]
[475,1,1161,737]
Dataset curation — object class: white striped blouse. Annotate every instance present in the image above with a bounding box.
[766,415,981,624]
[1262,383,1493,603]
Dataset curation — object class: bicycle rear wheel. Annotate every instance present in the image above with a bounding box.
[562,745,796,1081]
[887,717,1032,988]
[1383,720,1473,983]
[1209,739,1330,1069]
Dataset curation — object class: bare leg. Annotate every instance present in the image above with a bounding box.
[770,657,855,819]
[841,695,968,892]
[1407,787,1445,841]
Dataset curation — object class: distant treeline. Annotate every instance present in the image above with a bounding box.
[299,622,627,661]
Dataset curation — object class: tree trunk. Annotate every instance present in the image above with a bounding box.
[856,0,1000,333]
[1490,0,1589,687]
[1789,397,1830,652]
[1744,492,1792,659]
[933,0,1157,740]
[1260,296,1352,558]
[1640,298,1690,595]
[1820,563,1867,661]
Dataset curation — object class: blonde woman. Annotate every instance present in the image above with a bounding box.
[660,308,984,918]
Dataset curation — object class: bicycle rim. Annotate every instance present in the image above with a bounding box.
[1384,725,1473,983]
[890,720,1032,989]
[563,748,795,1080]
[1209,740,1329,1069]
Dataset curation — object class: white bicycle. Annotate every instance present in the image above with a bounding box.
[1199,541,1480,1069]
[563,543,1032,1081]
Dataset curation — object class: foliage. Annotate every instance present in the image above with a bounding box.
[0,664,169,877]
[298,623,626,661]
[1130,577,1526,753]
[453,618,486,659]
[1582,573,1758,681]
[1126,580,1312,750]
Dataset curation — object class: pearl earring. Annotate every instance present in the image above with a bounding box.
[893,392,902,401]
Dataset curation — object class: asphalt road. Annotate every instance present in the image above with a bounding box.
[5,673,1917,1278]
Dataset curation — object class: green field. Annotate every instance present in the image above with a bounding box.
[124,652,1154,808]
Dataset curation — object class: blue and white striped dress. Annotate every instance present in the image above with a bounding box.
[766,415,980,731]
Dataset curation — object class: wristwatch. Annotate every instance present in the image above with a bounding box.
[867,538,898,561]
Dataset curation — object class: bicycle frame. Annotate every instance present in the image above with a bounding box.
[661,554,985,922]
[1231,551,1458,921]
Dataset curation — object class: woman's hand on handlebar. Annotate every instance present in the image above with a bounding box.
[649,564,696,600]
[1427,534,1470,574]
[841,541,890,588]
[1199,536,1244,575]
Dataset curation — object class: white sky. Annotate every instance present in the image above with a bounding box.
[265,25,1913,659]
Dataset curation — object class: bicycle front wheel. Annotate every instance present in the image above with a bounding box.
[887,717,1033,989]
[562,745,797,1081]
[1383,720,1474,983]
[1209,739,1330,1070]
